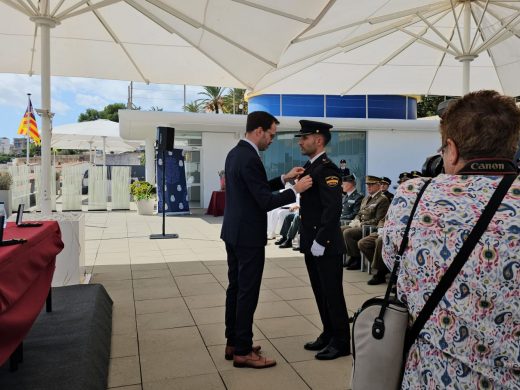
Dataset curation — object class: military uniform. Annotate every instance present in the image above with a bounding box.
[343,188,390,260]
[296,120,350,356]
[340,189,363,223]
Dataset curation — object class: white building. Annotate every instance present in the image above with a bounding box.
[0,137,10,154]
[119,111,441,209]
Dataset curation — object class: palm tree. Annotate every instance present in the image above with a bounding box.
[223,88,248,114]
[198,86,227,114]
[183,100,204,113]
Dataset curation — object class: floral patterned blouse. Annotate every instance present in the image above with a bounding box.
[383,174,520,389]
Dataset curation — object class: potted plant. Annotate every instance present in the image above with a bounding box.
[129,180,156,215]
[0,171,13,217]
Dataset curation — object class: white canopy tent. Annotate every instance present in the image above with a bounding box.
[52,119,140,165]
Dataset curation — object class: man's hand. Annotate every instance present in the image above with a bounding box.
[284,167,305,180]
[349,219,361,228]
[311,240,325,257]
[289,205,300,212]
[293,175,312,193]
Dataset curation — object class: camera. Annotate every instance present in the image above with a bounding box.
[422,154,444,177]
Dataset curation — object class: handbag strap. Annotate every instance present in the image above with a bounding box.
[372,178,432,339]
[404,173,517,352]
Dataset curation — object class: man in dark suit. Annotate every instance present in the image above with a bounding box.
[340,174,363,225]
[380,176,394,202]
[296,120,351,360]
[221,111,312,369]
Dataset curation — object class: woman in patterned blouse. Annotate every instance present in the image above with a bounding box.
[383,90,520,389]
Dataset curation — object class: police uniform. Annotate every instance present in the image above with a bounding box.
[343,176,390,268]
[341,175,363,223]
[339,159,350,177]
[381,176,394,202]
[296,120,350,358]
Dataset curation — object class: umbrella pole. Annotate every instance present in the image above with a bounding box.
[37,17,57,215]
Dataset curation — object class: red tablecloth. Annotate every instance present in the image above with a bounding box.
[206,191,226,217]
[0,221,63,366]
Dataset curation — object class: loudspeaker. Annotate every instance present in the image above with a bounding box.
[156,126,175,151]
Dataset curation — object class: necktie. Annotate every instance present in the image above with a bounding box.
[303,161,311,169]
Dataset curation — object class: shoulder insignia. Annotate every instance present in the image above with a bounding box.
[325,176,340,187]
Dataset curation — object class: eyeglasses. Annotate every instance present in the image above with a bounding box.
[437,143,448,155]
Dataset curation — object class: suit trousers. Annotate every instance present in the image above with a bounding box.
[358,234,388,273]
[225,243,265,355]
[304,253,350,345]
[342,226,363,258]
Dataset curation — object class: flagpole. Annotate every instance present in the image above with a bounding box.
[26,93,30,165]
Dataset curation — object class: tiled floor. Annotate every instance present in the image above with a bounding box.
[85,210,386,390]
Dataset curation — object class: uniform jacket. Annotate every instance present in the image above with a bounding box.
[354,191,390,226]
[299,153,346,255]
[220,140,295,247]
[383,190,394,202]
[340,190,363,221]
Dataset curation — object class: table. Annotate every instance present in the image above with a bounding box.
[206,190,226,217]
[0,221,64,366]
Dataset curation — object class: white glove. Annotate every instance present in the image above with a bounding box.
[377,227,384,235]
[311,240,325,257]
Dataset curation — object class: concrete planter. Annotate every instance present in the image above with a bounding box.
[0,189,12,218]
[136,199,155,215]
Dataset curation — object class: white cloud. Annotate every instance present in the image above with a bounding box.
[75,93,108,109]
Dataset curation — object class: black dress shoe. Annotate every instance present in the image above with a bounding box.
[367,273,387,285]
[346,260,361,270]
[279,240,293,248]
[292,247,300,251]
[275,237,287,245]
[304,336,330,351]
[344,256,360,268]
[315,345,351,360]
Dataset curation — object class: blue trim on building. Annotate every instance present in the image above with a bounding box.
[248,94,417,120]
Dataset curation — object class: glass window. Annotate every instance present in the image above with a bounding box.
[261,131,367,193]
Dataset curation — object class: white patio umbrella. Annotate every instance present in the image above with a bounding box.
[0,0,326,212]
[51,119,141,165]
[254,1,520,97]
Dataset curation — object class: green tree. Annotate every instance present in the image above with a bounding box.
[417,96,453,118]
[183,100,204,113]
[78,103,127,122]
[198,86,227,113]
[223,88,248,114]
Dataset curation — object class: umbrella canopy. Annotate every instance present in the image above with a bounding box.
[51,119,140,153]
[0,0,327,213]
[253,0,520,96]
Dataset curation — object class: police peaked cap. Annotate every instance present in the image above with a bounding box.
[342,174,356,183]
[381,177,392,185]
[295,120,333,142]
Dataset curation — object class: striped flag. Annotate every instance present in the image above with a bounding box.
[17,97,41,145]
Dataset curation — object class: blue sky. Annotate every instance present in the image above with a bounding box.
[0,73,205,142]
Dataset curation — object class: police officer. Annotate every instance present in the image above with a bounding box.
[343,176,390,270]
[339,159,350,177]
[380,176,394,202]
[296,120,350,360]
[341,174,363,225]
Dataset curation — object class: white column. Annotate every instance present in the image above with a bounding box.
[145,137,156,184]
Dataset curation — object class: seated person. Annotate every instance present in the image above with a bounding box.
[380,177,394,202]
[274,205,300,248]
[340,174,363,225]
[358,171,414,283]
[267,190,299,239]
[342,176,390,270]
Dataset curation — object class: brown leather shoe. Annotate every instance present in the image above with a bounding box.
[225,345,261,360]
[233,351,276,369]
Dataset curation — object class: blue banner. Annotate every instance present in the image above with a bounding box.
[157,148,190,215]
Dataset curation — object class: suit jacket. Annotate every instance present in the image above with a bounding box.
[299,153,346,255]
[220,140,295,247]
[340,190,364,221]
[354,191,390,226]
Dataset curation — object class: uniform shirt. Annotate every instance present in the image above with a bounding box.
[341,189,363,221]
[354,191,390,226]
[383,174,520,389]
[298,153,345,255]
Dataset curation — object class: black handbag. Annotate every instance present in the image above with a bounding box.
[350,174,516,390]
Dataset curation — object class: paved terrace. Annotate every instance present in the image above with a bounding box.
[84,209,387,390]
